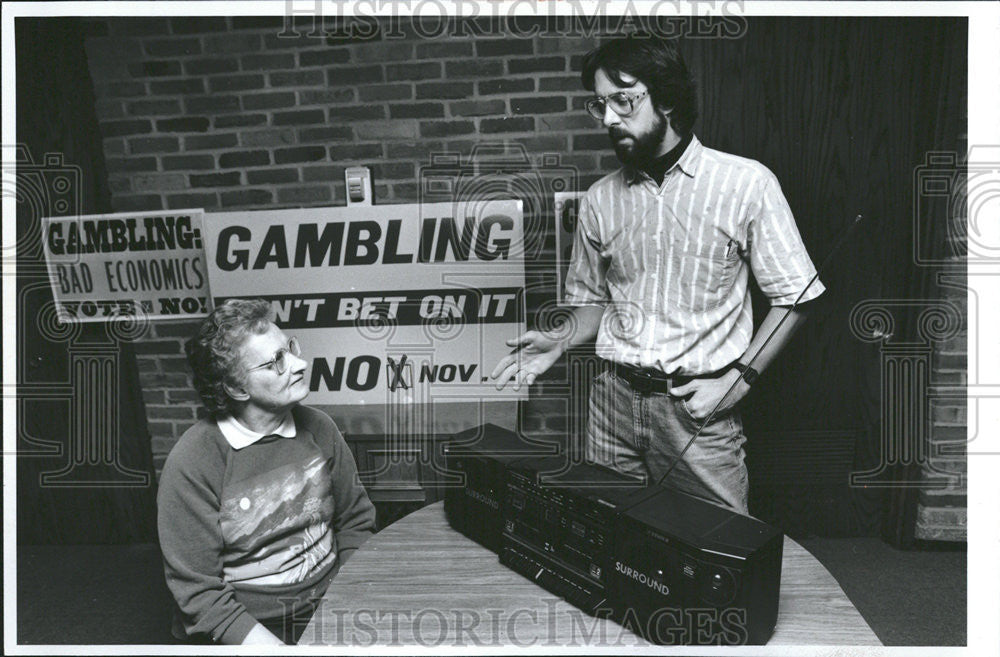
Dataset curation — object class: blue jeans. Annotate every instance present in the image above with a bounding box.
[585,369,749,514]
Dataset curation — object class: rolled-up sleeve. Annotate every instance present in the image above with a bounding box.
[564,193,610,306]
[747,171,826,306]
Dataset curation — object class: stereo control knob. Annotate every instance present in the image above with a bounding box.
[697,568,736,606]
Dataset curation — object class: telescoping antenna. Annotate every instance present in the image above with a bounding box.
[654,214,865,490]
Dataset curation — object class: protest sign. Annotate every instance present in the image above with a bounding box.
[41,210,210,322]
[203,200,526,405]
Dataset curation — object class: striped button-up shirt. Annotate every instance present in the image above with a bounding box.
[564,135,824,375]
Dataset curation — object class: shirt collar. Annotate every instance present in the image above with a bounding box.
[625,133,702,186]
[217,412,297,450]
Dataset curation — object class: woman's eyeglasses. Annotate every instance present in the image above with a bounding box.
[249,337,301,375]
[585,90,649,120]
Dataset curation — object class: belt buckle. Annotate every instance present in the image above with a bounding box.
[630,368,659,393]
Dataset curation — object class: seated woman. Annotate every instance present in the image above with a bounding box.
[157,298,375,645]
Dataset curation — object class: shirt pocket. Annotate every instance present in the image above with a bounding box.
[669,238,740,313]
[605,229,645,288]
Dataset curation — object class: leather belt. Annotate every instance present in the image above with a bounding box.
[605,359,726,394]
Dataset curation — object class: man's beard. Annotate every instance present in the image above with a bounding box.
[609,113,668,168]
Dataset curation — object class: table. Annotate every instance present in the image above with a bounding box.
[300,501,880,647]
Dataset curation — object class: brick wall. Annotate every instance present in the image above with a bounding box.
[916,233,968,542]
[81,16,607,473]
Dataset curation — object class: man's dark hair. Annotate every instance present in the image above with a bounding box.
[580,35,698,136]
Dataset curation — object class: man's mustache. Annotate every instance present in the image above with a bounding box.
[609,127,632,141]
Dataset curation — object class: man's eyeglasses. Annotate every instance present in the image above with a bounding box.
[249,337,301,375]
[585,90,649,120]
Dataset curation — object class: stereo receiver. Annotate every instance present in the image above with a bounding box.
[443,426,784,645]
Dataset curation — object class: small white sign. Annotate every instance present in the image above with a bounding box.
[41,209,210,322]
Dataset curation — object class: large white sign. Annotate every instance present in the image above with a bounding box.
[41,210,210,322]
[203,201,527,405]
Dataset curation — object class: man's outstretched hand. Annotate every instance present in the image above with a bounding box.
[490,331,565,391]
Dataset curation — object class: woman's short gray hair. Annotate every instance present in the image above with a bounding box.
[185,298,274,415]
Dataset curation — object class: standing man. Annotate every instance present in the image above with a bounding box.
[491,35,824,514]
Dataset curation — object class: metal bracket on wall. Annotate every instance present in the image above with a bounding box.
[345,166,373,206]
